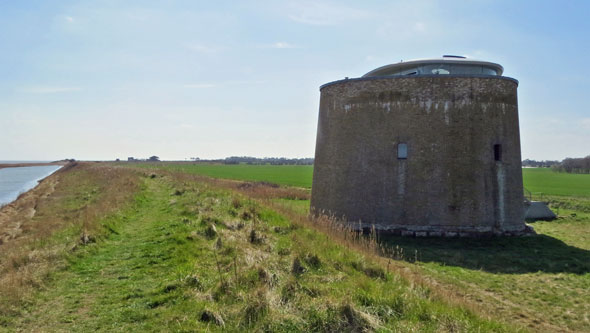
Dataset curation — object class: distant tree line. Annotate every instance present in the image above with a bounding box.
[551,156,590,174]
[222,156,314,165]
[127,156,160,162]
[523,156,590,174]
[522,159,560,168]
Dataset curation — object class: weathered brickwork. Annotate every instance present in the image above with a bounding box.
[311,75,530,236]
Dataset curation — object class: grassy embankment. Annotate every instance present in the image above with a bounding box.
[0,163,510,331]
[130,163,590,332]
[0,163,141,319]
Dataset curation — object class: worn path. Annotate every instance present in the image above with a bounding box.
[11,178,200,332]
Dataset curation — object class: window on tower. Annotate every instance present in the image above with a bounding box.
[398,143,408,159]
[494,144,502,161]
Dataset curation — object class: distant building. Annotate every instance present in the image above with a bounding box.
[311,56,531,236]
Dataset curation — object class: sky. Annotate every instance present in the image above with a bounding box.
[0,0,589,161]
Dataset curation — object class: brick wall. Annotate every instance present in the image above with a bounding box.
[311,76,528,236]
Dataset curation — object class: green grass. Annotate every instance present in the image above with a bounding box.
[130,163,314,188]
[121,163,589,331]
[4,167,510,332]
[379,208,590,332]
[522,167,590,197]
[124,164,590,197]
[377,168,590,332]
[7,163,589,331]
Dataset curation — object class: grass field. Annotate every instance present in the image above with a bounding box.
[127,163,590,198]
[4,162,588,331]
[522,167,590,198]
[129,163,314,188]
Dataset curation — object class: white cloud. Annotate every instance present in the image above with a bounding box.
[258,42,300,49]
[183,83,216,88]
[183,80,265,89]
[17,86,81,94]
[270,41,298,49]
[226,80,266,85]
[65,16,74,23]
[287,2,371,26]
[185,43,218,53]
[413,22,426,32]
[581,118,590,130]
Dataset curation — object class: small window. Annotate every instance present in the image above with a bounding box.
[431,68,450,75]
[398,143,408,159]
[494,144,502,161]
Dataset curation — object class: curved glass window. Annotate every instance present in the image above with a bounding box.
[431,68,450,74]
[423,64,451,75]
[385,64,499,76]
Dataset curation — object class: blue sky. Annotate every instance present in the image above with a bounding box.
[1,0,588,161]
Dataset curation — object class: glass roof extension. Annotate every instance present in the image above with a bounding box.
[363,56,503,77]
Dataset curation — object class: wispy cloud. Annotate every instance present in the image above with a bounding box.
[183,80,265,89]
[17,86,81,94]
[183,83,216,89]
[185,43,218,54]
[65,16,74,23]
[287,2,371,26]
[269,41,299,49]
[226,80,266,85]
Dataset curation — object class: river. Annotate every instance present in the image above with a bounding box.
[0,165,62,207]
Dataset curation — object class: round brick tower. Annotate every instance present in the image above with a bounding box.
[310,56,529,236]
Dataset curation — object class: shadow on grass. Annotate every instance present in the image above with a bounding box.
[380,233,590,274]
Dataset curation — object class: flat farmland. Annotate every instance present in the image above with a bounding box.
[129,163,588,197]
[131,163,314,188]
[522,167,590,197]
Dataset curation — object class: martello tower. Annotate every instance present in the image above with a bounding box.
[311,56,529,236]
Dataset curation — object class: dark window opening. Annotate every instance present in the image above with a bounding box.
[398,143,408,159]
[494,144,502,161]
